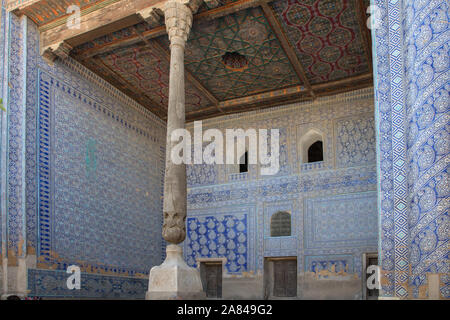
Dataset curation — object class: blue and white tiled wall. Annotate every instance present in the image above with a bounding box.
[0,13,166,298]
[184,88,379,278]
[372,0,449,299]
[0,0,446,300]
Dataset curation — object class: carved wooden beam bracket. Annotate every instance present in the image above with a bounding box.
[137,7,164,28]
[41,41,73,63]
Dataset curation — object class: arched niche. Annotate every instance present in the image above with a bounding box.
[299,129,324,164]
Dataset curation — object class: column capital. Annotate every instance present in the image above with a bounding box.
[163,0,202,48]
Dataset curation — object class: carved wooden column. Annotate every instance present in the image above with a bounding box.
[146,0,205,300]
[161,0,194,245]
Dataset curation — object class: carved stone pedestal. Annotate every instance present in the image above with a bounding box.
[146,245,205,300]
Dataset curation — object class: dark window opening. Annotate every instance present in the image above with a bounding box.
[270,211,291,237]
[307,141,323,163]
[239,151,248,173]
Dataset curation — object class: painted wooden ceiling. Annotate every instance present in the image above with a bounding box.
[13,0,374,121]
[10,0,113,28]
[161,7,302,101]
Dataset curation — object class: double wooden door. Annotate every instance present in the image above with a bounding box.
[273,259,297,297]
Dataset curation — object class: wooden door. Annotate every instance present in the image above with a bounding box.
[273,259,297,297]
[203,263,222,298]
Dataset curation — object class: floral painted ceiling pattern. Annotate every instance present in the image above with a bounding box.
[97,42,212,114]
[271,0,370,84]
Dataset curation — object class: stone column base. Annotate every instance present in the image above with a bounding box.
[146,244,205,300]
[1,257,29,300]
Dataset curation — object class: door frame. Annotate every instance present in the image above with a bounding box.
[264,256,298,299]
[197,258,226,299]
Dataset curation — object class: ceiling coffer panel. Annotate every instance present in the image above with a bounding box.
[97,42,213,114]
[162,6,302,101]
[270,0,370,84]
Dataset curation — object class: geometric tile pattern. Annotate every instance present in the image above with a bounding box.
[27,268,147,299]
[23,18,167,259]
[0,3,7,261]
[0,14,167,298]
[37,70,162,275]
[403,0,449,298]
[304,254,354,273]
[186,142,218,187]
[184,205,256,274]
[185,87,378,277]
[3,10,27,259]
[185,208,252,273]
[372,0,409,299]
[271,0,370,84]
[335,115,376,168]
[373,0,449,299]
[304,192,378,249]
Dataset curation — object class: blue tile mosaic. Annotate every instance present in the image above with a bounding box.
[184,87,379,276]
[37,69,163,275]
[372,0,449,298]
[27,268,147,299]
[0,15,166,298]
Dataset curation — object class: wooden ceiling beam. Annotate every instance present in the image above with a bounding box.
[355,0,373,73]
[186,74,372,123]
[311,72,372,91]
[212,73,372,112]
[78,26,166,60]
[76,0,271,60]
[38,0,166,60]
[6,0,41,12]
[219,84,308,109]
[260,1,315,99]
[187,95,314,123]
